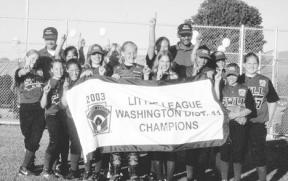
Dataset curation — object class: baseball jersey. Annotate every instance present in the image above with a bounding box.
[145,53,157,69]
[45,78,64,115]
[221,83,256,120]
[113,63,144,80]
[170,43,194,79]
[238,74,279,123]
[15,68,44,104]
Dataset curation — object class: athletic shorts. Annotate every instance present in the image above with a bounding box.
[150,151,176,161]
[185,148,209,166]
[220,120,246,163]
[247,122,267,167]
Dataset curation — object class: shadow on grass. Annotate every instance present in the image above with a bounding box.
[241,140,288,181]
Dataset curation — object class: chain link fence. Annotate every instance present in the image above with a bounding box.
[0,17,287,138]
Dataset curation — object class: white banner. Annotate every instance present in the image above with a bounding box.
[66,77,226,157]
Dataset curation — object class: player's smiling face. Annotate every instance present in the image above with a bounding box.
[52,62,64,80]
[67,64,80,81]
[26,53,39,69]
[66,50,78,62]
[244,56,258,75]
[123,44,137,65]
[91,53,102,67]
[216,60,225,70]
[196,57,208,69]
[158,55,170,72]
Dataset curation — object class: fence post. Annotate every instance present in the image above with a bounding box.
[239,25,245,74]
[272,28,279,91]
[25,0,30,52]
[258,51,262,73]
[66,18,69,47]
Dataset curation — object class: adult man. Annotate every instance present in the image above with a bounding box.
[36,27,60,81]
[170,23,195,79]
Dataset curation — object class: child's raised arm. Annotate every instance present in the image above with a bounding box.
[55,34,67,60]
[191,32,202,66]
[147,18,156,61]
[214,69,222,100]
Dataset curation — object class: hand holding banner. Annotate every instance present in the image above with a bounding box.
[66,77,227,157]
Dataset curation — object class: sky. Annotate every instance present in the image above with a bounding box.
[0,0,287,59]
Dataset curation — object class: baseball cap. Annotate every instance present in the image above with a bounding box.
[43,27,58,40]
[211,51,227,62]
[178,23,192,36]
[197,49,211,60]
[89,45,104,55]
[225,64,240,77]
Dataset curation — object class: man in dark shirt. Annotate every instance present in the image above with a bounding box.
[170,23,194,79]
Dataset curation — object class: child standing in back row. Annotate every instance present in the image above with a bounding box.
[238,52,279,181]
[111,41,151,180]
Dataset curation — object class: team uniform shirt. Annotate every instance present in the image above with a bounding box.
[113,63,144,80]
[170,43,194,79]
[145,53,157,69]
[92,67,101,75]
[238,74,279,123]
[45,78,64,115]
[82,66,102,76]
[150,71,178,81]
[221,83,255,119]
[15,68,44,104]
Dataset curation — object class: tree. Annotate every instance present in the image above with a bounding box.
[191,0,265,53]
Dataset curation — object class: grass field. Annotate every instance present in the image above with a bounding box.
[1,125,288,181]
[0,125,70,181]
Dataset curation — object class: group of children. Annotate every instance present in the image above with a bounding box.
[14,19,279,181]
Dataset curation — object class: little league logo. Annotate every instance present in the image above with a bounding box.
[259,80,266,87]
[238,89,246,97]
[86,104,111,136]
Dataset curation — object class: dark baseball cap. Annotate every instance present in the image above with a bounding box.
[43,27,58,40]
[178,23,192,36]
[211,51,227,62]
[197,49,211,60]
[89,45,104,55]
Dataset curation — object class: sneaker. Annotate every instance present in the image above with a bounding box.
[27,162,43,172]
[54,163,69,178]
[18,166,35,176]
[82,171,93,181]
[59,163,70,176]
[27,162,35,171]
[148,172,157,180]
[65,169,80,180]
[92,172,106,181]
[41,169,57,180]
[54,169,63,178]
